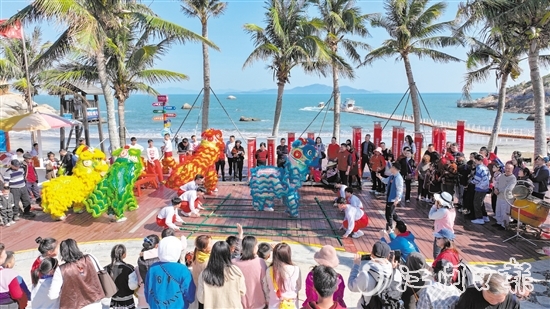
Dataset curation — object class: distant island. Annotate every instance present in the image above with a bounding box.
[458,73,550,115]
[155,83,377,95]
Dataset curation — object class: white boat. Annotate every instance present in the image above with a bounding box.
[227,95,237,100]
[317,102,325,108]
[342,98,355,111]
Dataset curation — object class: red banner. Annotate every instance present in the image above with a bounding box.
[432,127,440,153]
[287,132,295,149]
[414,132,423,163]
[247,138,256,176]
[397,127,405,155]
[0,20,22,39]
[374,122,382,147]
[456,120,465,152]
[392,127,398,156]
[307,132,315,140]
[267,137,276,166]
[352,126,362,169]
[439,128,447,155]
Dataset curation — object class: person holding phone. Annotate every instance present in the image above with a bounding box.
[231,141,246,181]
[379,220,419,262]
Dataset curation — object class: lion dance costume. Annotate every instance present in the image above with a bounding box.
[41,145,108,220]
[84,146,143,220]
[249,138,319,217]
[165,129,224,193]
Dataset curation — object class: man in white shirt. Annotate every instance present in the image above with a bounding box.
[177,174,205,195]
[128,136,144,152]
[162,133,173,157]
[156,197,185,229]
[179,187,206,217]
[337,197,369,238]
[189,135,200,153]
[145,139,163,182]
[345,187,364,209]
[226,135,236,177]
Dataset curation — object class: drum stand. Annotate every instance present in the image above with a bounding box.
[503,205,537,246]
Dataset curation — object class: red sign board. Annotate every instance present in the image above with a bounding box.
[456,120,465,152]
[157,95,168,103]
[374,122,382,147]
[165,113,177,117]
[267,137,276,166]
[432,127,441,153]
[152,102,165,107]
[439,128,447,155]
[287,132,295,149]
[247,138,257,174]
[352,126,362,170]
[414,132,423,163]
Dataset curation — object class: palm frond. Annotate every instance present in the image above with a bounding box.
[361,44,398,67]
[134,69,189,85]
[463,63,493,98]
[410,47,462,63]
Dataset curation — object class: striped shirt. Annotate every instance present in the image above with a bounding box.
[3,168,26,188]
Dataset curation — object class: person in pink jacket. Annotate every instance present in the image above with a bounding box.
[429,192,456,259]
[302,245,346,308]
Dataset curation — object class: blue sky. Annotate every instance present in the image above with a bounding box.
[1,0,548,93]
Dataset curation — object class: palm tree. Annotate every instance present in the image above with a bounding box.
[361,0,461,133]
[48,23,190,144]
[311,0,370,141]
[0,26,51,102]
[2,0,212,149]
[462,30,523,151]
[181,0,227,132]
[243,0,331,137]
[458,0,550,156]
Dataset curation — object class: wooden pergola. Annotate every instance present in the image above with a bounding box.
[55,82,105,153]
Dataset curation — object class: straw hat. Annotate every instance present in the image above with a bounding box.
[434,192,453,208]
[314,245,339,268]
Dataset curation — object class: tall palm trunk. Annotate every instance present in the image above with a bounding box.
[95,48,121,150]
[201,19,210,133]
[117,98,127,146]
[272,81,285,137]
[528,39,546,156]
[488,72,509,151]
[332,63,341,141]
[403,54,421,133]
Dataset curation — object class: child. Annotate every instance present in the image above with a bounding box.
[44,152,59,180]
[0,185,15,227]
[177,174,205,196]
[179,187,206,217]
[344,187,363,209]
[303,246,346,308]
[257,242,272,261]
[156,197,185,229]
[31,257,60,309]
[226,223,244,259]
[145,139,163,183]
[3,251,31,309]
[31,237,57,278]
[337,197,369,239]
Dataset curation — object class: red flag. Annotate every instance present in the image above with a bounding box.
[0,19,23,39]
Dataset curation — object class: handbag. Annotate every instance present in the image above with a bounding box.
[89,255,118,298]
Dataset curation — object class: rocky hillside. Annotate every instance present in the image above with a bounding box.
[458,73,550,115]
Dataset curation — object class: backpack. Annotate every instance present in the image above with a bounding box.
[362,266,404,309]
[456,259,475,293]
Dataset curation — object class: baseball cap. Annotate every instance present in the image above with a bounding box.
[10,160,21,167]
[372,241,391,258]
[23,153,32,159]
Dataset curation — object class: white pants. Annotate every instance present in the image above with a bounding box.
[495,198,510,226]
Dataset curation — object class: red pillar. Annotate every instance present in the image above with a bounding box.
[432,127,441,153]
[392,126,405,155]
[307,132,315,140]
[439,128,447,155]
[352,126,362,168]
[456,121,465,152]
[414,132,423,163]
[374,122,382,146]
[267,137,276,166]
[287,132,295,149]
[247,137,256,177]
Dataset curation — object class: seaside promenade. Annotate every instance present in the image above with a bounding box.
[4,179,550,308]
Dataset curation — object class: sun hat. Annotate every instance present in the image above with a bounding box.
[327,161,337,168]
[434,192,453,208]
[374,147,382,154]
[372,241,391,258]
[433,228,455,241]
[314,245,339,268]
[22,153,32,159]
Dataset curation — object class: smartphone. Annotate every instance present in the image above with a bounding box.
[361,254,371,261]
[394,250,402,262]
[388,250,395,261]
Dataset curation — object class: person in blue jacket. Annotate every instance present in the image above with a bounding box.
[145,235,196,309]
[379,220,419,262]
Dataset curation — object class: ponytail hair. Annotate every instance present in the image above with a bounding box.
[35,237,57,256]
[142,234,160,251]
[110,244,126,270]
[31,257,58,286]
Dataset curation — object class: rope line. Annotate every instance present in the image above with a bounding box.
[299,93,334,138]
[210,87,246,141]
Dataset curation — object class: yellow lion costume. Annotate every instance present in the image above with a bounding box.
[41,145,108,220]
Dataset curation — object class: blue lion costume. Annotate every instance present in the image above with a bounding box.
[249,138,319,217]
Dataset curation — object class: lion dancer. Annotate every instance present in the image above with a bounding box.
[161,133,176,175]
[177,174,205,196]
[179,187,206,217]
[146,139,163,183]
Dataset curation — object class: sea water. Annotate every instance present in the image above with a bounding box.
[15,93,550,148]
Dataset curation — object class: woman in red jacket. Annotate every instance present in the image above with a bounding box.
[432,228,460,282]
